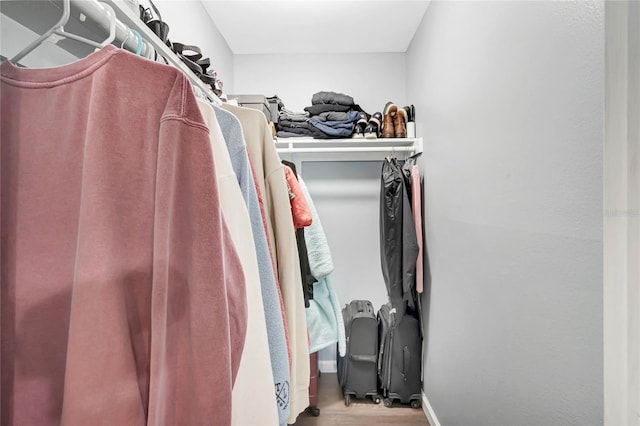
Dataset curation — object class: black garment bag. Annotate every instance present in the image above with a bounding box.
[379,157,419,319]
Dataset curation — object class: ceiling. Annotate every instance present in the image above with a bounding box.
[201,1,431,55]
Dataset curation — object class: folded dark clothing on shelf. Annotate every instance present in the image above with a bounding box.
[267,95,284,111]
[311,91,354,106]
[278,116,353,139]
[277,130,313,138]
[308,118,355,138]
[342,111,361,123]
[308,112,360,128]
[351,104,368,115]
[279,114,309,122]
[278,125,314,136]
[309,117,355,130]
[307,130,334,139]
[313,111,352,122]
[304,104,351,115]
[279,107,309,119]
[278,118,311,128]
[277,123,314,136]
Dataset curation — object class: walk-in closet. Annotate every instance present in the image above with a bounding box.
[1,1,638,425]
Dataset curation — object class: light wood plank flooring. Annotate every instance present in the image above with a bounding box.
[293,373,430,426]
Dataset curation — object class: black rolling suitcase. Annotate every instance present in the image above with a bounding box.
[337,300,381,406]
[377,303,422,409]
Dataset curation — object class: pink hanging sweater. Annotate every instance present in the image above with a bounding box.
[1,45,247,426]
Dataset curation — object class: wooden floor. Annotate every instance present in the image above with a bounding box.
[293,373,430,426]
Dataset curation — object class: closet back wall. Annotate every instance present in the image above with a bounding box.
[301,161,390,312]
[155,0,234,93]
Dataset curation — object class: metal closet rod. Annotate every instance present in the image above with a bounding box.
[65,0,144,56]
[65,0,221,104]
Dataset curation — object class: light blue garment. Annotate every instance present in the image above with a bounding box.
[297,178,333,280]
[213,105,291,426]
[298,176,346,356]
[306,275,346,355]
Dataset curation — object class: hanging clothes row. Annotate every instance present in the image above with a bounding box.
[380,155,424,321]
[278,159,347,351]
[216,102,311,425]
[0,44,313,426]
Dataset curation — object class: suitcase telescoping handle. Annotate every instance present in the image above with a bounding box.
[357,300,365,313]
[350,354,377,364]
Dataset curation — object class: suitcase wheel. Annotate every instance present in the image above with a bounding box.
[410,399,422,409]
[344,394,351,407]
[307,406,320,417]
[373,396,381,404]
[383,398,393,408]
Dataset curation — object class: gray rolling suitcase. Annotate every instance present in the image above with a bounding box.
[337,300,381,406]
[377,303,422,409]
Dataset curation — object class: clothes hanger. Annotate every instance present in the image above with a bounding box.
[143,40,157,61]
[120,28,157,62]
[193,85,206,101]
[121,29,144,56]
[386,145,396,162]
[10,0,117,64]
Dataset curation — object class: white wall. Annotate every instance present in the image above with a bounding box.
[407,1,604,425]
[604,1,640,425]
[154,0,234,93]
[233,53,406,114]
[302,161,390,313]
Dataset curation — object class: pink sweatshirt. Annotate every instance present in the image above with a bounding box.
[411,165,424,293]
[1,45,247,426]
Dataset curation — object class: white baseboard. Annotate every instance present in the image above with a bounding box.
[318,360,337,373]
[422,391,441,426]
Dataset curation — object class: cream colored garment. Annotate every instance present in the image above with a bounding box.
[198,100,278,426]
[222,104,310,423]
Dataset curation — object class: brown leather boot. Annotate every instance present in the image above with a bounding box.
[381,103,397,138]
[394,108,407,138]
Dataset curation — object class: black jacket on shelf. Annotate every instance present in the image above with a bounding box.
[311,91,354,107]
[304,103,352,115]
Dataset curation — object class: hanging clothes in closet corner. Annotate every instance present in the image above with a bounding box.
[0,45,248,425]
[298,176,347,357]
[281,160,316,308]
[221,103,311,424]
[410,163,425,294]
[212,104,292,425]
[281,162,313,230]
[197,100,279,426]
